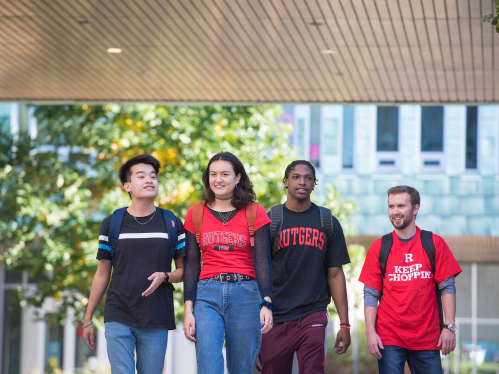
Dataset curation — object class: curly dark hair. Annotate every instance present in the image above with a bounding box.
[201,152,256,210]
[283,160,318,186]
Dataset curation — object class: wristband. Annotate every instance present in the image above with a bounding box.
[340,323,351,330]
[83,321,93,328]
[259,299,277,311]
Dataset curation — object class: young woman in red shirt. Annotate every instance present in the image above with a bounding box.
[183,152,275,374]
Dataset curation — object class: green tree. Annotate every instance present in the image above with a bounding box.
[1,104,300,323]
[482,0,499,33]
[0,104,362,326]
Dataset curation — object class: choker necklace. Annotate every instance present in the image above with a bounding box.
[215,195,233,201]
[128,207,156,225]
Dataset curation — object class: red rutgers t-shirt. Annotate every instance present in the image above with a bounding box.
[359,227,462,350]
[184,203,271,279]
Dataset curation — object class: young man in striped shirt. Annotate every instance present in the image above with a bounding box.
[82,154,186,374]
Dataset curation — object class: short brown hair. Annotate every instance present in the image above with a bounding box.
[387,186,420,208]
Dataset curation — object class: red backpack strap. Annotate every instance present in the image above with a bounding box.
[245,202,258,248]
[192,202,206,245]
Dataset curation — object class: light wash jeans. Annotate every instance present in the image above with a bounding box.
[104,321,168,374]
[194,276,262,374]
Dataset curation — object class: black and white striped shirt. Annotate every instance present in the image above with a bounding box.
[97,209,186,329]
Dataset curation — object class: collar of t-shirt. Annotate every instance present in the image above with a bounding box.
[283,202,316,215]
[397,233,416,244]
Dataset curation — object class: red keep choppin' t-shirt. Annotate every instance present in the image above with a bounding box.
[359,227,462,350]
[184,203,271,279]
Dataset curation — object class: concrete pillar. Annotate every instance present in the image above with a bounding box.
[20,307,45,374]
[63,309,76,374]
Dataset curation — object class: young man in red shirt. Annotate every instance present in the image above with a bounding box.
[260,160,351,374]
[359,186,461,374]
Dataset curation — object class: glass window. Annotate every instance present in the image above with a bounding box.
[466,106,478,169]
[45,321,64,373]
[2,290,21,374]
[323,119,338,156]
[421,107,444,152]
[477,264,499,319]
[455,264,472,318]
[0,103,10,134]
[477,325,499,368]
[309,106,321,168]
[4,270,22,284]
[297,119,305,157]
[75,326,97,372]
[376,107,399,151]
[342,106,354,168]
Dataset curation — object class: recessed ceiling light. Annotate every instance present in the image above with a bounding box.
[321,49,334,54]
[107,48,122,53]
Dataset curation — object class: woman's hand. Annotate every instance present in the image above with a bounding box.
[260,297,274,334]
[183,301,196,342]
[83,323,96,350]
[142,272,166,297]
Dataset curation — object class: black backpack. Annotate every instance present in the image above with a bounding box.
[378,230,443,331]
[269,204,334,258]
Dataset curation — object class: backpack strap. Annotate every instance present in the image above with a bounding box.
[108,207,127,267]
[160,208,178,260]
[420,230,444,332]
[420,230,436,274]
[269,204,283,257]
[192,202,206,245]
[378,233,393,299]
[379,233,393,279]
[319,206,334,235]
[246,202,258,249]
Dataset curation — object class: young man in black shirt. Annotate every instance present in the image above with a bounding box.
[260,160,351,374]
[82,154,186,374]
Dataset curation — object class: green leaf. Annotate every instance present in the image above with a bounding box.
[491,15,499,25]
[482,14,492,22]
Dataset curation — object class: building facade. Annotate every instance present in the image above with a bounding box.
[281,104,499,374]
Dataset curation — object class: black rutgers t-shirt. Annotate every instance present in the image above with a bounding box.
[96,210,186,329]
[269,203,350,323]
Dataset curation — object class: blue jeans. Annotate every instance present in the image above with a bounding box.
[194,276,262,374]
[378,345,442,374]
[104,322,168,374]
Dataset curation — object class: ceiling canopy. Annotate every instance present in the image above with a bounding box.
[0,0,497,103]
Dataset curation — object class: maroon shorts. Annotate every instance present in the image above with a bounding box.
[257,310,328,374]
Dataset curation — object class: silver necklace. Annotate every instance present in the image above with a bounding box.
[129,207,156,225]
[217,211,233,226]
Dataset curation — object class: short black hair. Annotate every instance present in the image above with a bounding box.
[119,154,160,185]
[283,160,318,185]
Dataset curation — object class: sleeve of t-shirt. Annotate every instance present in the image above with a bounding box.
[254,204,271,231]
[96,215,112,261]
[174,216,186,260]
[184,206,195,235]
[358,239,383,291]
[325,216,351,268]
[433,234,462,284]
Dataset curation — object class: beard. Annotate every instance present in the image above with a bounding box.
[390,212,413,230]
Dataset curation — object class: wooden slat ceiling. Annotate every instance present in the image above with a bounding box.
[0,0,498,103]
